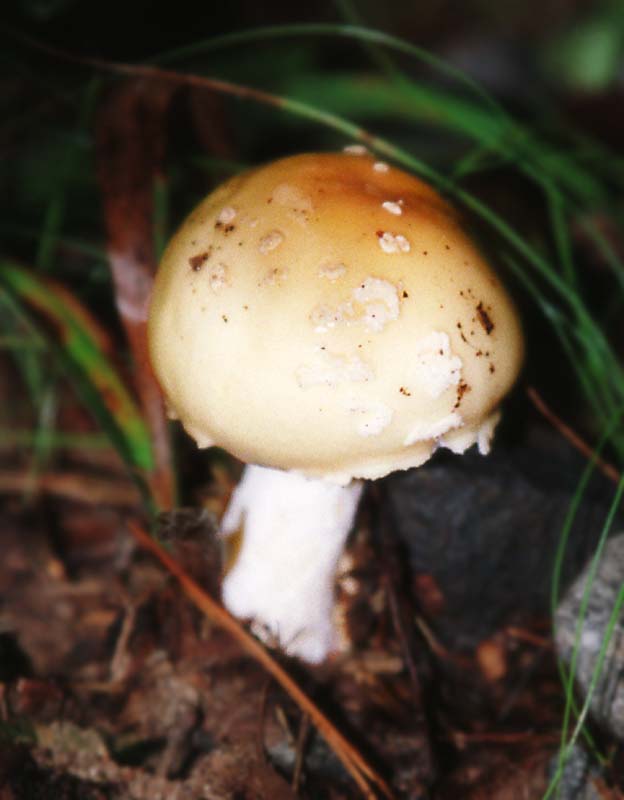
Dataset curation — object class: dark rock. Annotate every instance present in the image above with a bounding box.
[555,532,624,740]
[546,744,603,800]
[383,425,617,649]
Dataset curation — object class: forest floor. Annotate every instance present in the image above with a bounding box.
[2,404,622,799]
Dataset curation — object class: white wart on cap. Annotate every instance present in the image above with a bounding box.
[149,152,524,483]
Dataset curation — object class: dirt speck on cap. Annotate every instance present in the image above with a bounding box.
[476,302,494,335]
[189,250,211,271]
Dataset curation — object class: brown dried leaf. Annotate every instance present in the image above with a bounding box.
[96,78,177,510]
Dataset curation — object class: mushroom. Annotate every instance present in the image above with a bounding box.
[148,152,524,663]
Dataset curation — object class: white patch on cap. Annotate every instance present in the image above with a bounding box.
[208,263,230,292]
[258,230,284,254]
[404,412,462,446]
[343,144,368,155]
[377,232,411,254]
[410,332,462,398]
[217,206,236,224]
[310,278,400,333]
[373,161,389,173]
[353,278,400,332]
[271,183,313,226]
[296,351,373,388]
[261,267,289,287]
[345,399,393,437]
[318,263,347,281]
[382,201,402,216]
[272,183,313,211]
[310,301,355,333]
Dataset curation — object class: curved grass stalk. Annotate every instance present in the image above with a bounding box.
[20,43,621,450]
[149,22,504,115]
[8,23,624,465]
[502,255,613,424]
[12,29,624,397]
[148,23,618,209]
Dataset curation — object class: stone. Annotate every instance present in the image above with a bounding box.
[555,532,624,740]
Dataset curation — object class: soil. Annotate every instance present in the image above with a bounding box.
[1,411,622,799]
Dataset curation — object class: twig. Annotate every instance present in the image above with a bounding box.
[127,519,394,800]
[369,487,425,701]
[3,29,375,150]
[449,729,559,746]
[527,386,620,485]
[4,32,292,110]
[414,617,453,663]
[0,469,140,506]
[292,713,310,794]
[256,677,272,765]
[109,600,138,683]
[505,626,551,649]
[371,485,435,795]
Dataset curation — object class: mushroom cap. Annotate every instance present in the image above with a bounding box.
[148,152,523,483]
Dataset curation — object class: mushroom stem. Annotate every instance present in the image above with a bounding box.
[220,464,364,663]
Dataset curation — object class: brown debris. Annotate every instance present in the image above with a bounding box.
[96,80,177,510]
[454,380,471,409]
[527,385,621,485]
[0,473,604,800]
[189,251,211,271]
[0,469,140,507]
[127,519,394,800]
[476,638,508,683]
[476,302,494,335]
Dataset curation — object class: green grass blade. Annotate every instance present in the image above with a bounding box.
[34,78,101,272]
[148,23,504,115]
[146,23,614,207]
[546,466,624,798]
[0,260,154,506]
[84,59,624,455]
[0,289,48,411]
[545,182,577,287]
[27,379,60,495]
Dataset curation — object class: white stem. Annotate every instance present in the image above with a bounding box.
[220,464,364,663]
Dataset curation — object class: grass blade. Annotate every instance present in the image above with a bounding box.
[1,259,154,509]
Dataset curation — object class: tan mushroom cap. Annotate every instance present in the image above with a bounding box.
[148,152,523,483]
